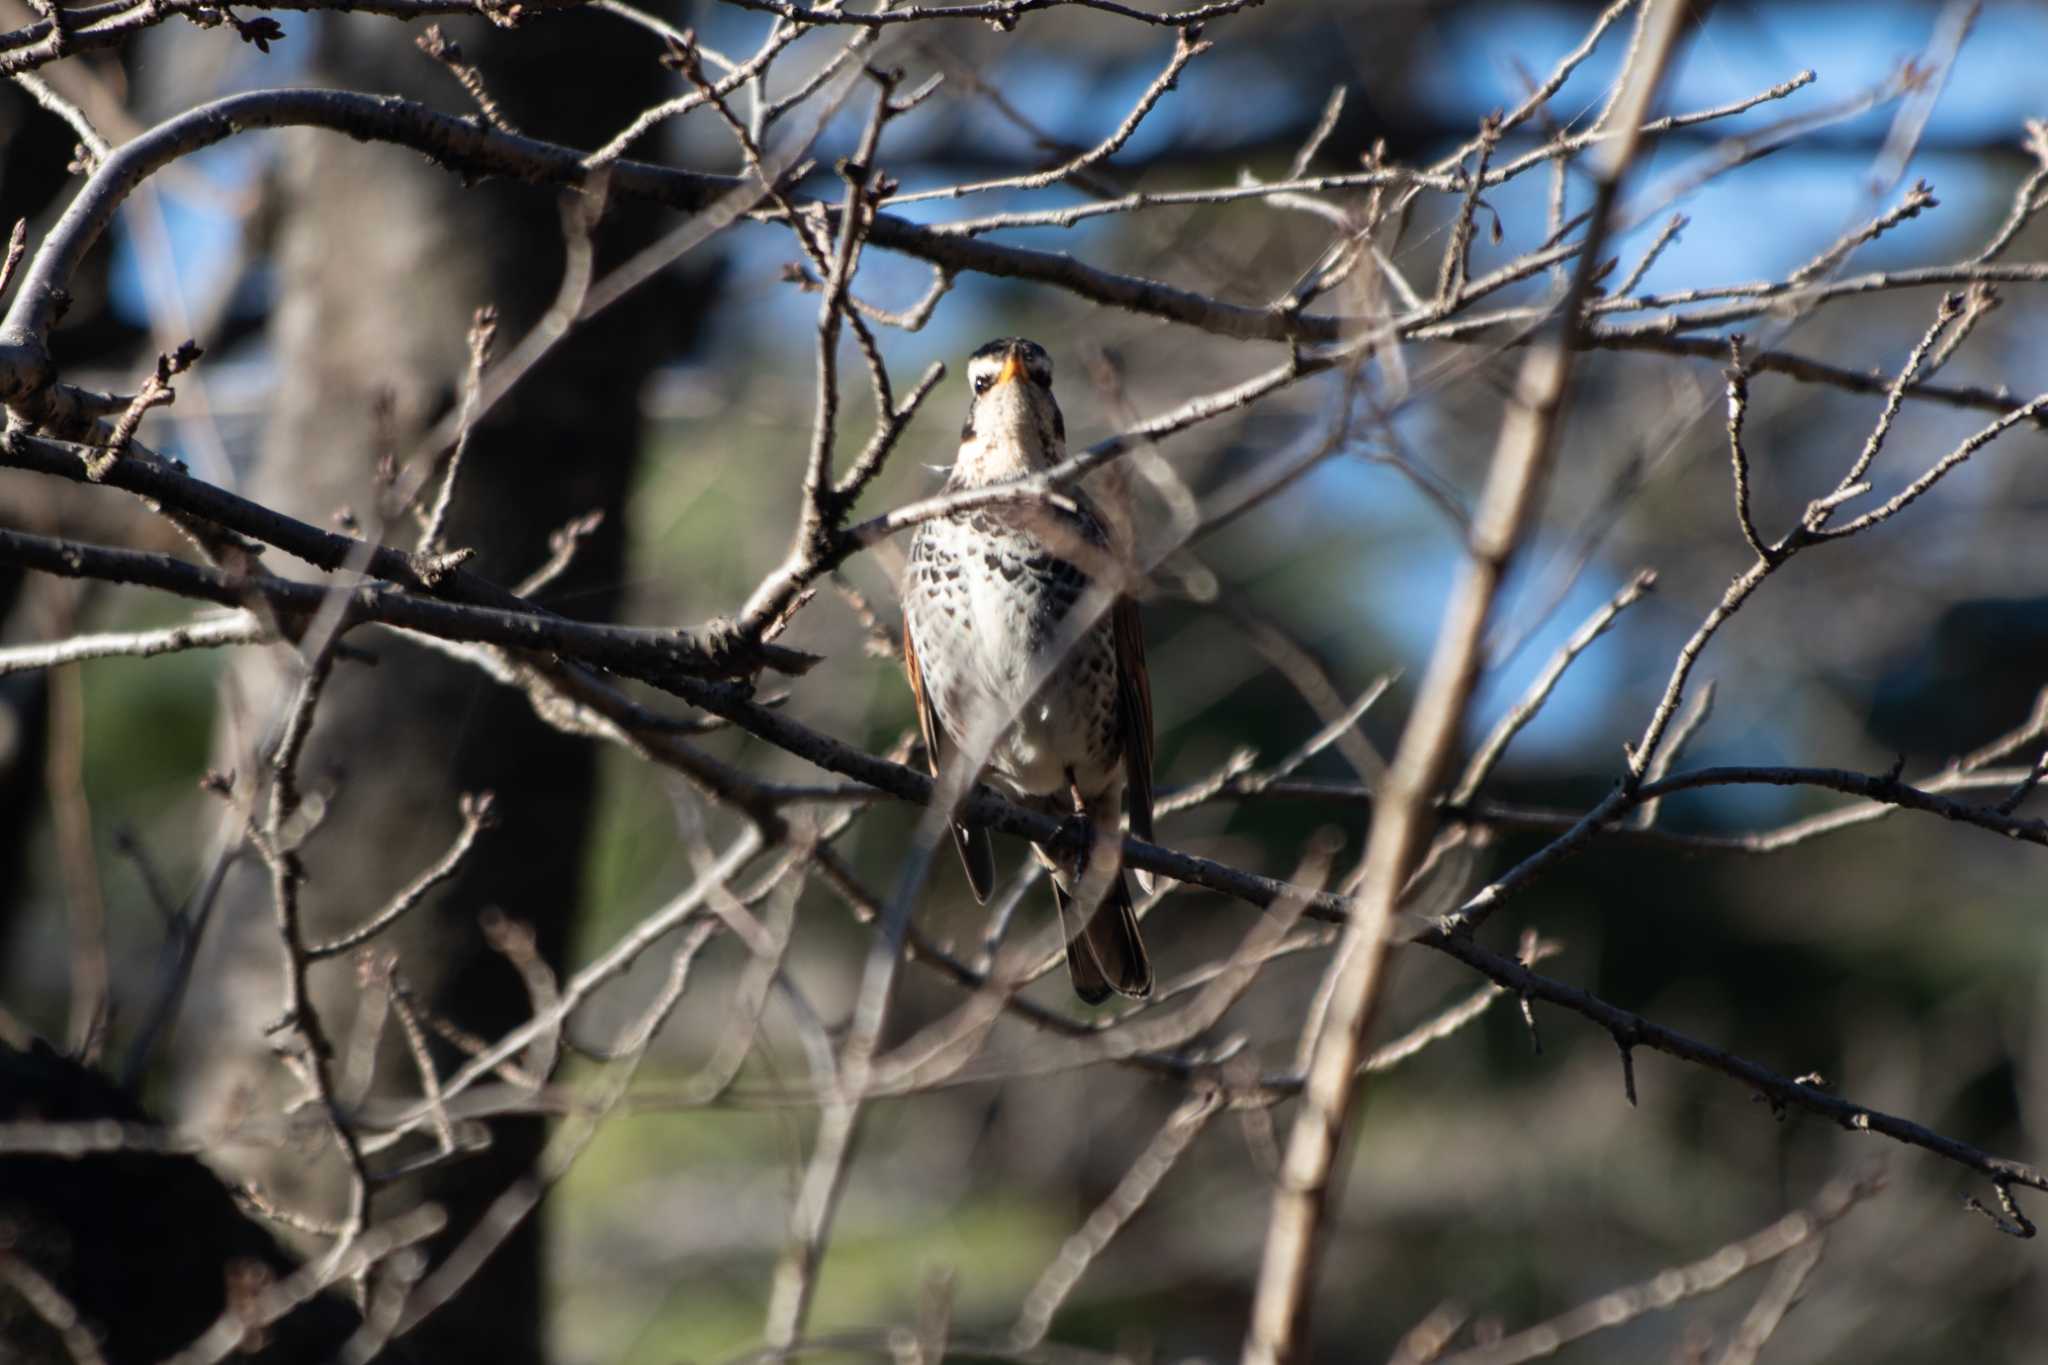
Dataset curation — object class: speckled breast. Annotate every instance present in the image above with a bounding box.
[904,505,1125,797]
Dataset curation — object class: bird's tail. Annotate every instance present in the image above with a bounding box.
[1053,870,1152,1004]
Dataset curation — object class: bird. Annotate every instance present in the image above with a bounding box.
[900,337,1154,1004]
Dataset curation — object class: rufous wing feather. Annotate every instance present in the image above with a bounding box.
[1114,596,1155,892]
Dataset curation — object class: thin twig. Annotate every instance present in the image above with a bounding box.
[886,25,1208,207]
[1436,1170,1882,1365]
[418,305,498,554]
[1822,291,1965,511]
[1713,1236,1829,1365]
[415,24,517,134]
[1435,113,1500,312]
[0,1251,110,1365]
[1975,118,2048,264]
[12,69,111,167]
[307,793,497,958]
[251,646,371,1271]
[1007,1090,1224,1350]
[1454,569,1656,804]
[1790,179,1938,285]
[1723,337,1771,563]
[1613,211,1687,298]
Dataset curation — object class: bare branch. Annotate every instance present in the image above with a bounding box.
[1789,178,1937,285]
[1423,927,2048,1198]
[88,339,201,480]
[0,610,269,674]
[1811,387,2048,541]
[711,0,1256,28]
[1823,290,1965,509]
[1245,10,1688,1359]
[1007,1090,1223,1350]
[1714,1236,1830,1365]
[307,793,498,958]
[418,305,498,554]
[889,24,1209,207]
[0,1177,111,1365]
[12,69,110,168]
[0,524,820,679]
[416,24,517,134]
[161,1206,446,1365]
[1435,1170,1881,1365]
[246,643,374,1278]
[1454,568,1656,804]
[1965,1179,2037,1240]
[1975,117,2048,263]
[1613,210,1686,298]
[1585,329,2045,424]
[1434,112,1501,313]
[1363,930,1560,1074]
[1722,338,1772,562]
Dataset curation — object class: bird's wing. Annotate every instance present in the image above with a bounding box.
[1114,596,1154,848]
[904,620,996,902]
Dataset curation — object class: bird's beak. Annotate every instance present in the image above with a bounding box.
[992,349,1026,388]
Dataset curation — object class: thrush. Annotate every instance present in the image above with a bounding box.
[901,337,1154,1004]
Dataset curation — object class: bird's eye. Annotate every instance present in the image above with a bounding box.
[972,375,993,395]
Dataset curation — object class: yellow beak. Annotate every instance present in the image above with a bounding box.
[993,350,1025,387]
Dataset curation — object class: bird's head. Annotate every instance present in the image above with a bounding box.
[953,336,1066,485]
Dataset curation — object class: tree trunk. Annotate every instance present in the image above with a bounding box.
[170,13,689,1360]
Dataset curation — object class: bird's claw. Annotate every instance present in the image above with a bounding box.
[1052,813,1094,864]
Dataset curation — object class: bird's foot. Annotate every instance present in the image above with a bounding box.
[1051,812,1094,866]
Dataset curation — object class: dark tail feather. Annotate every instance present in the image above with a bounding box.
[1053,872,1152,1004]
[952,821,995,903]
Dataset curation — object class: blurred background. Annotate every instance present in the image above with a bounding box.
[2,0,2046,1360]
